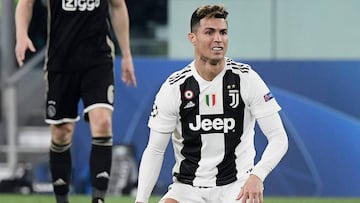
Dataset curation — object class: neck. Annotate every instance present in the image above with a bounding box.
[194,57,225,81]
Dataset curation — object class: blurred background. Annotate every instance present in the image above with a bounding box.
[0,0,359,197]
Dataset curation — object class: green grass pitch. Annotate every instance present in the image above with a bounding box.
[0,194,360,203]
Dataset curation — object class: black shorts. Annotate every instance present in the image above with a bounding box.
[45,64,114,124]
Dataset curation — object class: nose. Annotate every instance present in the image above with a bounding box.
[214,32,222,42]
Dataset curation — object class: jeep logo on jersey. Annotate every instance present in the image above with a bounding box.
[189,115,235,133]
[62,0,100,11]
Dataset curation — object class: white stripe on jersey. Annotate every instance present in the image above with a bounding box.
[194,133,225,186]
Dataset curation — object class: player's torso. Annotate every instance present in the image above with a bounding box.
[170,61,253,187]
[46,0,113,71]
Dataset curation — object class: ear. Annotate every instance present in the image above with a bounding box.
[188,32,196,45]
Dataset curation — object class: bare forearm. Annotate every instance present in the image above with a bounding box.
[15,0,35,39]
[109,0,132,59]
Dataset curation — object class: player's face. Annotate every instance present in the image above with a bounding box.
[189,17,228,64]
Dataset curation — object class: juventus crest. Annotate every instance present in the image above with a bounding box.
[228,89,239,108]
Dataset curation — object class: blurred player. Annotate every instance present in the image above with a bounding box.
[135,4,288,203]
[15,0,137,202]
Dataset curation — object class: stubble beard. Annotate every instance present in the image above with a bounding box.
[199,54,222,66]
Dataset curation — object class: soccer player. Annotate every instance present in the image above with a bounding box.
[15,0,137,203]
[135,4,288,203]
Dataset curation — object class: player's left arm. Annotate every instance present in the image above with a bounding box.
[252,112,288,180]
[109,0,137,87]
[237,112,288,203]
[244,68,288,178]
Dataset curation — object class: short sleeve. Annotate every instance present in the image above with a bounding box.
[148,79,179,133]
[245,69,281,118]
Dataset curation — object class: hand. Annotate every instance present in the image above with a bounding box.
[15,36,36,67]
[236,174,264,203]
[121,56,137,87]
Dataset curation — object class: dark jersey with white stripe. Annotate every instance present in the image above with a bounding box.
[148,58,281,187]
[45,0,114,72]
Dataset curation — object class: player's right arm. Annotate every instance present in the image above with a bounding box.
[15,0,36,67]
[135,77,178,203]
[135,129,171,203]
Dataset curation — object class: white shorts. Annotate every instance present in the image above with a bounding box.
[159,178,247,203]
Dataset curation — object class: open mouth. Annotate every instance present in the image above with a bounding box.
[212,47,223,51]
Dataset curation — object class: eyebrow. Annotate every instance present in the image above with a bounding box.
[203,27,228,31]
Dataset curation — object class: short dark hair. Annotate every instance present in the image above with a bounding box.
[190,4,228,32]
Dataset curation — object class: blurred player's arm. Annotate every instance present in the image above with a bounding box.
[15,0,36,67]
[135,129,171,203]
[109,0,137,87]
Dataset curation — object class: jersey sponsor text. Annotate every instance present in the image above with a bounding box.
[62,0,100,11]
[189,115,235,133]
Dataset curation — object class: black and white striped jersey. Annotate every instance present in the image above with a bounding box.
[45,0,114,72]
[148,57,281,187]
